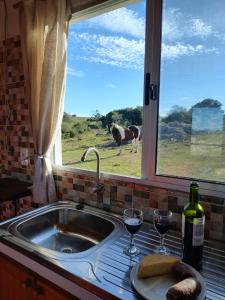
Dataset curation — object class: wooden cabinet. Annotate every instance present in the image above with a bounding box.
[0,255,34,300]
[0,255,78,300]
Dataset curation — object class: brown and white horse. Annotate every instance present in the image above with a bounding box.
[110,123,142,154]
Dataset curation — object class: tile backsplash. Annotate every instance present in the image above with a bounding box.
[0,195,33,221]
[0,35,34,219]
[0,35,34,181]
[53,169,225,243]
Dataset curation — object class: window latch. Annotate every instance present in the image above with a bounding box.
[145,73,158,105]
[150,83,158,101]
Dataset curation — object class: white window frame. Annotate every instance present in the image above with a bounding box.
[53,0,225,198]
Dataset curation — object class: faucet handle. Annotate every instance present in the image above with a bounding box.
[75,203,84,210]
[92,184,104,193]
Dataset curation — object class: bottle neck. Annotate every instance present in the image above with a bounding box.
[190,187,199,204]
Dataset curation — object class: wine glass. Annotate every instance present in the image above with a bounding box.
[153,209,172,255]
[123,208,143,256]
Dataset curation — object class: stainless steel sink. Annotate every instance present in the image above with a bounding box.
[12,208,114,253]
[1,202,123,259]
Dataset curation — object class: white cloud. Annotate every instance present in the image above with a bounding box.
[70,32,217,69]
[106,84,116,88]
[163,8,217,41]
[189,19,213,39]
[91,6,222,43]
[163,8,183,41]
[162,43,217,60]
[67,67,85,78]
[88,7,145,38]
[67,4,222,70]
[72,33,145,70]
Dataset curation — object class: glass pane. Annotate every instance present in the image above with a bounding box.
[62,1,145,177]
[157,0,225,182]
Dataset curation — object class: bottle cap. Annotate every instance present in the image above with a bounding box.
[190,181,199,188]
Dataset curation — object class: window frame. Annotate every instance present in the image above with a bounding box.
[53,0,225,198]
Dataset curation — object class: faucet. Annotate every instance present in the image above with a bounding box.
[81,147,104,193]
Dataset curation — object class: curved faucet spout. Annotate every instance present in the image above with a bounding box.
[81,147,101,189]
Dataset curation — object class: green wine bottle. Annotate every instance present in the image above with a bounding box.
[182,182,205,271]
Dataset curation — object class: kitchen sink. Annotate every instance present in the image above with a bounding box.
[1,202,123,259]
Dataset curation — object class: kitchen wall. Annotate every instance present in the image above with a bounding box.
[0,0,34,219]
[0,0,225,243]
[0,0,34,181]
[53,169,225,242]
[0,0,20,39]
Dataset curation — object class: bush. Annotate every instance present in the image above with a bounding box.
[73,122,90,134]
[88,120,102,129]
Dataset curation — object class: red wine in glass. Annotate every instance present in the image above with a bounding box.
[153,209,172,254]
[124,217,142,234]
[154,222,170,235]
[123,208,143,256]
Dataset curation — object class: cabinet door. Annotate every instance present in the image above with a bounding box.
[0,256,34,300]
[35,277,78,300]
[0,255,79,300]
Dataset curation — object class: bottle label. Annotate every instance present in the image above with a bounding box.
[182,213,185,238]
[192,216,205,246]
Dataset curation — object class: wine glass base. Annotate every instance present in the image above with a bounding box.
[154,245,170,255]
[123,245,140,256]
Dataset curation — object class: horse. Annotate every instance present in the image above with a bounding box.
[110,122,142,154]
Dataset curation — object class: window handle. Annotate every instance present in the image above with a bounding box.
[145,72,150,105]
[150,83,158,101]
[145,73,158,105]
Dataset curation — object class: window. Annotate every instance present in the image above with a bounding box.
[55,0,225,195]
[62,0,146,177]
[156,0,225,185]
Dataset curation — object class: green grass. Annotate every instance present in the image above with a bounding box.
[62,129,141,177]
[62,129,225,182]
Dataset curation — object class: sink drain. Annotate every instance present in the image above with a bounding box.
[61,247,73,253]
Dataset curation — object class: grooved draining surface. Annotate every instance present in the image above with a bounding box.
[97,225,225,300]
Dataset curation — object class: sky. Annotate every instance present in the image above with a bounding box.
[64,0,225,117]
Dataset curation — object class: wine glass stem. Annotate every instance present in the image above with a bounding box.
[130,234,135,249]
[160,234,165,248]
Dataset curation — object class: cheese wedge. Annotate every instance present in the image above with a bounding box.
[138,254,180,278]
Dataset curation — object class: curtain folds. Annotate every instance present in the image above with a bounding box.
[19,0,71,203]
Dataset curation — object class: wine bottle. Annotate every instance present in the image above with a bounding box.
[182,182,205,271]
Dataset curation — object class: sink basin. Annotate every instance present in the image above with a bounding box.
[2,202,123,258]
[13,208,114,253]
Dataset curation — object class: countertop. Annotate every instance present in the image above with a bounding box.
[0,203,225,300]
[0,178,31,202]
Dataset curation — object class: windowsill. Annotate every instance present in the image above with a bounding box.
[52,164,225,198]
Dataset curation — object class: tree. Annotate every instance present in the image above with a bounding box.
[192,98,222,109]
[161,99,223,124]
[111,112,122,123]
[162,106,191,124]
[63,112,72,122]
[169,105,187,113]
[90,110,102,121]
[100,106,143,131]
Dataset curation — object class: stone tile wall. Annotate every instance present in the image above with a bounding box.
[53,169,225,243]
[0,35,34,217]
[0,35,34,180]
[0,195,33,221]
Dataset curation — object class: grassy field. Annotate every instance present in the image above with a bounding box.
[62,129,142,177]
[62,129,225,182]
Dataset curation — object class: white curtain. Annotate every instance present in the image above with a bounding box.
[19,0,71,203]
